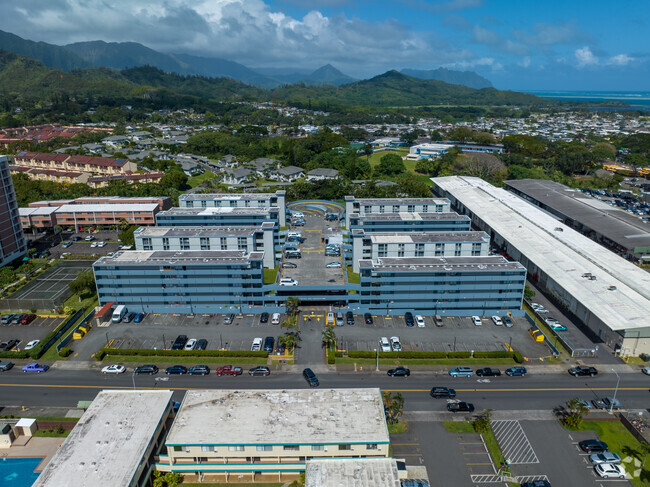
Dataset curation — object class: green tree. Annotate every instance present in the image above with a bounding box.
[152,471,181,487]
[285,296,300,317]
[321,325,337,349]
[118,225,137,246]
[563,398,588,429]
[473,409,492,433]
[281,333,297,353]
[68,269,96,301]
[524,284,536,299]
[375,153,406,177]
[591,142,617,162]
[382,391,405,425]
[160,167,188,190]
[363,143,373,161]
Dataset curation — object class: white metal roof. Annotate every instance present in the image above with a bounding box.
[306,458,399,487]
[432,176,650,332]
[54,203,158,213]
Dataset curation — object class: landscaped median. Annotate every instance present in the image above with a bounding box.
[331,350,525,366]
[94,348,270,365]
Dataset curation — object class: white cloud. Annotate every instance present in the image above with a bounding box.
[607,54,634,66]
[445,56,503,71]
[575,46,598,67]
[519,56,531,68]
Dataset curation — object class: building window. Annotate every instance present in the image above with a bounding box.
[379,205,385,214]
[142,237,152,251]
[258,200,265,207]
[162,238,170,250]
[366,444,378,450]
[230,200,237,207]
[237,237,248,251]
[220,237,228,250]
[392,205,399,213]
[415,243,424,257]
[436,204,443,212]
[186,201,194,208]
[256,445,273,452]
[364,205,371,214]
[200,237,210,250]
[201,446,214,452]
[180,237,190,250]
[174,446,182,452]
[472,243,481,256]
[245,200,250,207]
[283,445,299,451]
[397,243,405,257]
[455,243,462,256]
[201,200,207,208]
[311,445,324,451]
[407,205,415,212]
[377,243,387,257]
[338,445,351,451]
[422,205,428,213]
[435,243,443,256]
[229,446,245,451]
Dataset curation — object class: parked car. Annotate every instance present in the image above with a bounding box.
[184,338,197,351]
[134,365,159,375]
[263,337,275,352]
[62,241,73,248]
[12,314,26,324]
[364,313,374,325]
[346,311,355,325]
[491,315,503,326]
[404,312,414,327]
[547,321,567,331]
[165,365,188,375]
[249,366,270,376]
[303,368,319,387]
[90,241,98,248]
[279,278,298,286]
[282,262,298,268]
[260,312,269,323]
[569,366,598,377]
[326,261,342,268]
[592,397,622,410]
[589,452,621,465]
[97,241,106,248]
[579,439,608,453]
[379,337,391,352]
[133,313,145,323]
[476,367,501,377]
[223,314,235,324]
[1,314,15,324]
[195,339,208,350]
[472,316,482,326]
[530,303,548,313]
[503,316,514,327]
[84,235,95,241]
[449,367,474,377]
[0,361,14,371]
[520,481,551,487]
[72,236,81,241]
[102,364,126,374]
[171,335,188,350]
[271,313,281,325]
[215,365,243,376]
[643,366,650,375]
[594,463,626,479]
[325,250,341,257]
[1,339,18,351]
[122,312,136,323]
[22,363,49,373]
[251,337,263,351]
[390,336,402,351]
[20,314,37,325]
[335,312,344,326]
[189,365,210,375]
[387,366,410,377]
[447,402,475,413]
[430,387,456,398]
[415,315,425,327]
[505,366,527,376]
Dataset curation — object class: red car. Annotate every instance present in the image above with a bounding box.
[20,314,36,325]
[215,365,243,376]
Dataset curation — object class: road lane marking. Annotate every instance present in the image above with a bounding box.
[382,387,648,392]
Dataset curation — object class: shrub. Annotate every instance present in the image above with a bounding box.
[97,348,269,359]
[473,351,512,358]
[447,351,472,358]
[95,350,106,361]
[327,350,336,365]
[58,347,72,358]
[640,353,650,362]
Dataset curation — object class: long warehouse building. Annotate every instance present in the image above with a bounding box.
[432,175,650,356]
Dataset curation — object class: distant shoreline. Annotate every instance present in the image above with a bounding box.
[523,90,650,110]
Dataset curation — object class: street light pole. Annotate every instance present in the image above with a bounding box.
[609,368,620,414]
[375,348,379,372]
[132,370,136,390]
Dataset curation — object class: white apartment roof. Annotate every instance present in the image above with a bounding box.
[54,203,158,213]
[19,207,58,216]
[166,388,389,446]
[180,193,278,201]
[410,143,454,151]
[33,390,172,487]
[306,458,400,487]
[432,176,650,332]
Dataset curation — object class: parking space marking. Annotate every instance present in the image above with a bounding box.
[492,420,539,464]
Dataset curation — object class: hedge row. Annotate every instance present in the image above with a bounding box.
[345,350,523,361]
[96,348,269,360]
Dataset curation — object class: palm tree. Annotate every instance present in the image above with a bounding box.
[285,297,300,317]
[282,333,297,354]
[321,325,337,350]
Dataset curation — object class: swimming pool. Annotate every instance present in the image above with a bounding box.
[0,457,42,486]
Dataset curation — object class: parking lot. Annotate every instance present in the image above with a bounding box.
[0,315,66,351]
[25,229,122,260]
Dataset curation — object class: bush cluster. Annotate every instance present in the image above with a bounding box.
[58,347,72,358]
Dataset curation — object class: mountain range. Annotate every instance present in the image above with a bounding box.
[0,29,490,90]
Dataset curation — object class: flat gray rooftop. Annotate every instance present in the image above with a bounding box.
[166,389,389,446]
[95,250,263,266]
[351,197,449,205]
[504,179,650,252]
[355,212,469,222]
[180,192,279,201]
[433,176,650,332]
[306,458,399,487]
[363,255,526,272]
[158,207,276,216]
[33,390,172,487]
[55,203,159,213]
[367,231,489,243]
[135,226,262,237]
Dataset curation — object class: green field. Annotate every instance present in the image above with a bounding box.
[359,149,433,186]
[187,171,217,188]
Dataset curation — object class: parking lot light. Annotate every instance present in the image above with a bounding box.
[375,348,379,372]
[610,368,620,414]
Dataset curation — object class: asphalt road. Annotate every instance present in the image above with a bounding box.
[1,368,648,411]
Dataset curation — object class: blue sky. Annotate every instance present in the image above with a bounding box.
[2,0,648,90]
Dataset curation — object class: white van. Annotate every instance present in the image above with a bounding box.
[287,231,302,238]
[112,305,127,323]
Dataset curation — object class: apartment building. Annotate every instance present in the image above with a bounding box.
[348,212,471,234]
[179,191,286,226]
[159,388,389,484]
[344,196,451,228]
[0,156,26,266]
[13,151,137,176]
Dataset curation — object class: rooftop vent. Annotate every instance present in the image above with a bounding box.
[555,227,563,232]
[608,286,617,291]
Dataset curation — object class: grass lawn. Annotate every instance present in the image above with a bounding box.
[358,149,433,186]
[346,266,360,284]
[264,267,279,285]
[567,421,650,486]
[63,293,98,313]
[187,171,217,188]
[388,421,408,434]
[33,429,72,438]
[443,421,476,433]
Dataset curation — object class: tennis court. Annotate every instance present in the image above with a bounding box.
[1,261,93,311]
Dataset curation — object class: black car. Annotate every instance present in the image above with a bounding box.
[404,312,414,327]
[387,366,410,377]
[346,311,355,325]
[165,365,188,375]
[260,312,269,323]
[476,367,501,377]
[569,366,598,377]
[195,339,208,351]
[505,366,527,376]
[249,366,270,376]
[134,365,159,375]
[171,335,188,350]
[0,361,14,371]
[2,339,18,351]
[579,439,608,453]
[447,401,475,413]
[282,262,298,268]
[430,387,457,398]
[364,313,374,325]
[303,368,319,387]
[188,365,210,375]
[521,480,551,487]
[263,336,275,352]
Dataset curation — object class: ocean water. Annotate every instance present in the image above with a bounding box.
[525,90,650,110]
